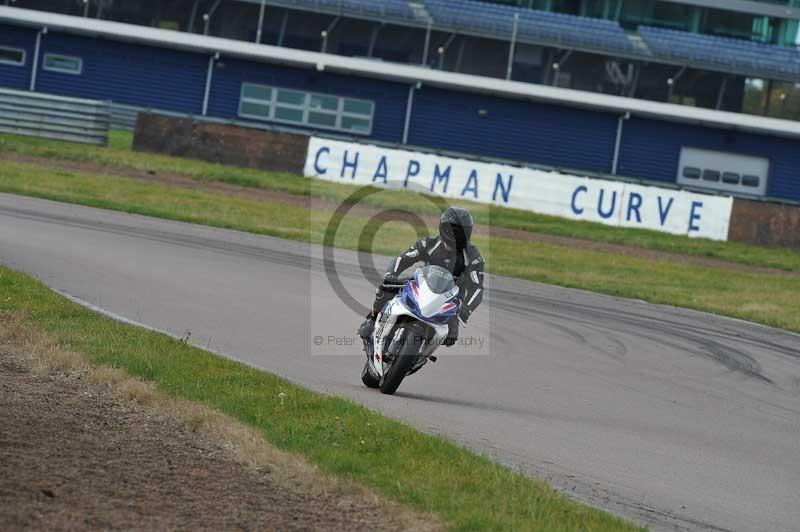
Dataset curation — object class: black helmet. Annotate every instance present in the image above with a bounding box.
[439,207,473,251]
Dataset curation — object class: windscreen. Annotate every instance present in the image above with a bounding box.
[419,265,455,294]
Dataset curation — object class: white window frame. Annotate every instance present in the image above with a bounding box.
[0,46,26,67]
[42,53,83,75]
[238,83,374,135]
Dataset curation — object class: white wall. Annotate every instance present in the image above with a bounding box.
[304,137,733,241]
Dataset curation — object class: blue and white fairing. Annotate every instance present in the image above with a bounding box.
[401,267,459,325]
[369,265,459,378]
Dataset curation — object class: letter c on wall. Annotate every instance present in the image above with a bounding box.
[571,186,588,215]
[314,146,330,175]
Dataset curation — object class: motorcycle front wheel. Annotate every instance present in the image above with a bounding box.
[361,361,380,388]
[380,327,423,395]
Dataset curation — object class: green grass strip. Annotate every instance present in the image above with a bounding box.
[0,265,644,531]
[1,131,799,273]
[1,159,798,332]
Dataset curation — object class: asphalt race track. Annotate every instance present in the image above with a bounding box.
[1,193,799,532]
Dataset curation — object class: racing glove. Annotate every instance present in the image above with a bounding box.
[443,317,459,347]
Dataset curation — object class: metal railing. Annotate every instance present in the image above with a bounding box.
[110,103,192,132]
[0,88,110,146]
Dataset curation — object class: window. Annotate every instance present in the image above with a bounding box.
[742,175,761,188]
[682,167,701,179]
[0,47,25,66]
[43,54,82,75]
[341,116,371,134]
[242,84,271,101]
[702,169,721,182]
[309,93,337,111]
[238,82,374,134]
[277,88,305,106]
[722,172,740,185]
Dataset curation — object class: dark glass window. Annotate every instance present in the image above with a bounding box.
[43,54,83,74]
[682,167,701,179]
[702,169,721,181]
[742,175,761,187]
[0,47,24,66]
[722,172,741,184]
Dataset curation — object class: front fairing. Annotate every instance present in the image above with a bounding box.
[367,272,458,379]
[401,270,459,325]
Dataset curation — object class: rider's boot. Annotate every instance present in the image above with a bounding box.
[358,312,376,339]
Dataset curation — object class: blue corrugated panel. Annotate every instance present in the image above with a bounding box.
[294,0,415,22]
[640,26,800,81]
[426,0,634,55]
[208,57,408,143]
[0,24,36,90]
[35,32,207,114]
[618,117,800,201]
[409,87,619,173]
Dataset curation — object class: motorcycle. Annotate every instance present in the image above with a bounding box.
[361,265,459,395]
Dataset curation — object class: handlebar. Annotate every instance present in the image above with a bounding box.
[381,274,413,289]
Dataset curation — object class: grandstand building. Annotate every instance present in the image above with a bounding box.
[5,0,800,119]
[1,1,799,203]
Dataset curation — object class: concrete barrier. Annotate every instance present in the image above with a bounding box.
[132,113,309,175]
[729,199,800,249]
[132,114,800,250]
[305,136,735,241]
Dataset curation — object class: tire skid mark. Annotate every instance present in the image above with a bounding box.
[500,287,800,360]
[494,293,773,384]
[535,314,628,363]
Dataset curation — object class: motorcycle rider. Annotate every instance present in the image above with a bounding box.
[358,207,484,346]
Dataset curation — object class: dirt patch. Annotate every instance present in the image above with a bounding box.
[0,316,439,532]
[5,153,796,277]
[485,226,797,276]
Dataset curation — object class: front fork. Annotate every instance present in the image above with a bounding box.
[363,335,382,380]
[364,308,439,380]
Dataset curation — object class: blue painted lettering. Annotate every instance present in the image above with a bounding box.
[404,160,421,187]
[626,192,642,223]
[372,155,388,184]
[658,196,674,226]
[314,146,330,175]
[571,186,587,215]
[689,201,703,232]
[341,150,359,179]
[461,169,479,199]
[597,189,617,219]
[492,173,513,203]
[430,164,451,193]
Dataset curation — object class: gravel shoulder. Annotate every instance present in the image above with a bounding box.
[0,316,438,532]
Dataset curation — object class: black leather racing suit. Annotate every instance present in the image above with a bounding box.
[369,236,485,340]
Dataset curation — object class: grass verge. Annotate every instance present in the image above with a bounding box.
[1,159,798,332]
[0,312,440,531]
[1,131,799,273]
[0,265,643,531]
